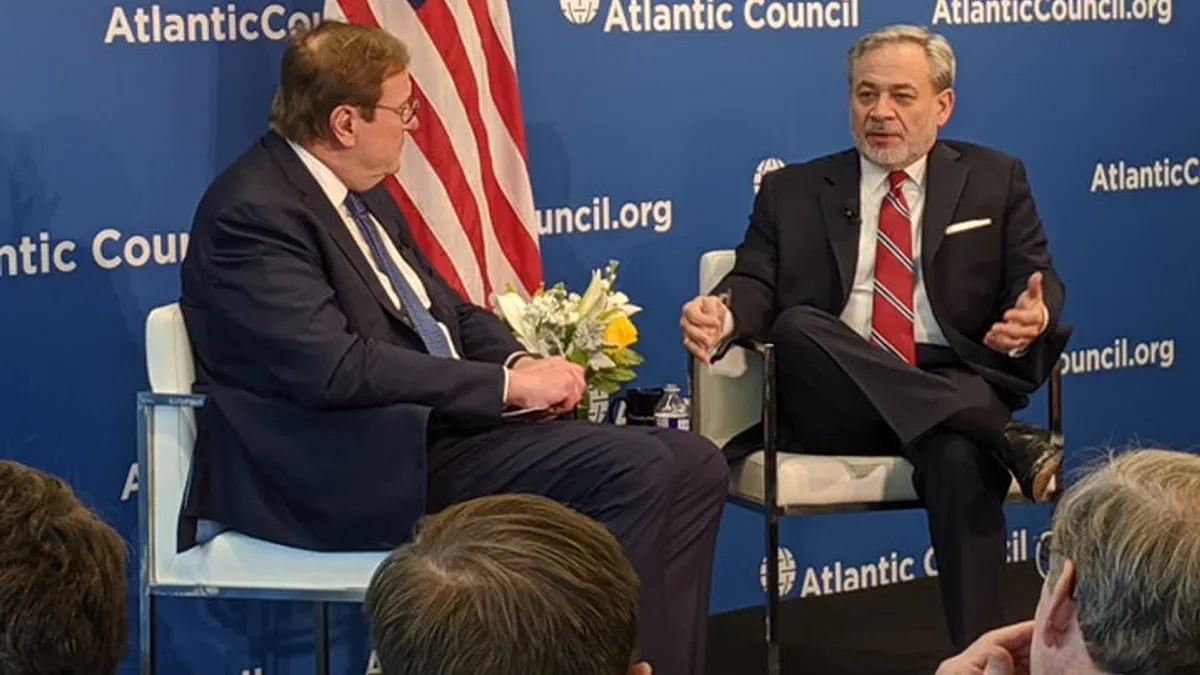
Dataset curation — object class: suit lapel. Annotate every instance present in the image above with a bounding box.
[921,142,968,268]
[819,151,862,303]
[264,132,409,324]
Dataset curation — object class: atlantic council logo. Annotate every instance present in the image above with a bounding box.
[759,546,797,597]
[754,157,785,193]
[561,0,602,24]
[562,0,861,33]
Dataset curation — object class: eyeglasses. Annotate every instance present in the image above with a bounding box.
[1035,531,1054,579]
[374,97,420,125]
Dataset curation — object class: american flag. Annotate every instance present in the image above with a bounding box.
[324,0,542,305]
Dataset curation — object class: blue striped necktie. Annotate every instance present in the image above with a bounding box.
[344,192,454,358]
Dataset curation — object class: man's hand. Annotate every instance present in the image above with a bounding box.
[935,620,1034,675]
[985,272,1048,353]
[505,356,586,416]
[681,295,729,363]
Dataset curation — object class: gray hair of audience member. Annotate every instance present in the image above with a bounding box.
[363,493,641,675]
[846,24,956,92]
[1049,448,1200,674]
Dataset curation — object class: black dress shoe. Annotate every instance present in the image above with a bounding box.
[1001,421,1063,502]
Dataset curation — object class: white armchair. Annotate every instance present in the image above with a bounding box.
[689,250,1063,675]
[137,303,389,675]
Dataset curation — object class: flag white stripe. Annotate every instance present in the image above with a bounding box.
[441,0,538,292]
[399,133,487,300]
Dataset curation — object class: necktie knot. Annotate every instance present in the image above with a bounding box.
[888,170,907,193]
[345,192,369,219]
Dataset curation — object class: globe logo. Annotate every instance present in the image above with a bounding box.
[561,0,601,24]
[754,157,785,194]
[759,546,797,597]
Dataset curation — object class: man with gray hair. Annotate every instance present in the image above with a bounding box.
[937,447,1200,674]
[681,24,1070,648]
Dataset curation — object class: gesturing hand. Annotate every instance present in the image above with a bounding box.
[935,620,1034,675]
[680,295,729,363]
[985,272,1047,354]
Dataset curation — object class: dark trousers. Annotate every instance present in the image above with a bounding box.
[428,420,729,675]
[768,306,1012,650]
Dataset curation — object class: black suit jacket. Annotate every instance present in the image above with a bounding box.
[177,131,525,552]
[715,141,1070,406]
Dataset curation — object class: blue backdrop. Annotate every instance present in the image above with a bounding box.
[0,1,1194,672]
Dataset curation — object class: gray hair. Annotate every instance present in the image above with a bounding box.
[1050,447,1200,674]
[847,25,956,92]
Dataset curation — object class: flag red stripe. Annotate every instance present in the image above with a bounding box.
[335,0,376,27]
[382,175,471,299]
[417,1,539,293]
[466,0,529,162]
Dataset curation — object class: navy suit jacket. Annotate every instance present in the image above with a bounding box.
[715,141,1071,408]
[178,131,524,552]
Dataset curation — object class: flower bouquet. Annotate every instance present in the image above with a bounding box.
[492,260,644,419]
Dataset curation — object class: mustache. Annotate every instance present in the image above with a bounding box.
[864,126,902,134]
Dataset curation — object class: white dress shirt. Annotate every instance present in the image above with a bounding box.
[844,154,948,346]
[288,141,522,397]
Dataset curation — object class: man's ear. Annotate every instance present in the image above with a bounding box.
[628,661,652,675]
[1039,559,1078,648]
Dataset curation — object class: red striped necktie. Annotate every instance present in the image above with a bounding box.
[870,170,916,365]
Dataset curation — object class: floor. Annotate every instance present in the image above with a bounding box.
[705,562,1044,675]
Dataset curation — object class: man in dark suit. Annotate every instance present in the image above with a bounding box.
[179,20,727,675]
[680,25,1069,650]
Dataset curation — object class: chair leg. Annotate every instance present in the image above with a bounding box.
[315,602,330,675]
[766,509,781,675]
[139,592,156,675]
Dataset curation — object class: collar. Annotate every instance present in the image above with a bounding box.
[860,152,928,192]
[287,139,350,210]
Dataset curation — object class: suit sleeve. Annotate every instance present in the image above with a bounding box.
[1000,158,1066,358]
[713,170,781,344]
[198,201,508,426]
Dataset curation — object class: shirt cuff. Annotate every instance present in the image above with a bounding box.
[501,351,533,403]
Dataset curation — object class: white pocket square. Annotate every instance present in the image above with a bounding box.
[945,218,992,235]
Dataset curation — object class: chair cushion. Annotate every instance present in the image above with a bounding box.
[730,451,1022,507]
[160,531,388,595]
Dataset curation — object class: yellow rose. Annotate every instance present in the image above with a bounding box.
[604,314,638,349]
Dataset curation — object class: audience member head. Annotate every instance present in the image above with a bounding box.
[364,493,647,675]
[1033,448,1200,674]
[269,19,419,191]
[846,24,956,171]
[0,460,129,674]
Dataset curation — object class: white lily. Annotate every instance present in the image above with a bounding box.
[575,270,607,319]
[493,291,535,345]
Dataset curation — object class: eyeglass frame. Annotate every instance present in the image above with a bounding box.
[1035,531,1057,579]
[372,97,420,125]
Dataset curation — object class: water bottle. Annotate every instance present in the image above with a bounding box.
[654,384,691,431]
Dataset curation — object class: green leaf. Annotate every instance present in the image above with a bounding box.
[607,366,637,382]
[567,350,589,368]
[589,378,623,396]
[615,349,644,366]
